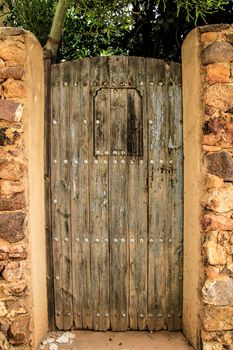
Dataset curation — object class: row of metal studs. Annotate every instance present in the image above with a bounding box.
[53,119,164,125]
[52,159,173,165]
[52,81,169,87]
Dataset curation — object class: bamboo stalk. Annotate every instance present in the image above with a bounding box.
[44,0,68,58]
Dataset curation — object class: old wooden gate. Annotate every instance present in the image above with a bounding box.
[48,56,183,332]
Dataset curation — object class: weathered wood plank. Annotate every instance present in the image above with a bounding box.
[90,57,110,331]
[73,58,92,330]
[69,59,83,329]
[147,59,167,331]
[109,55,129,331]
[127,56,148,331]
[164,62,183,331]
[51,62,73,330]
[51,63,62,330]
[94,88,110,156]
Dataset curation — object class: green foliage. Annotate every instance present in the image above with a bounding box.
[3,0,233,61]
[174,0,230,22]
[6,0,55,45]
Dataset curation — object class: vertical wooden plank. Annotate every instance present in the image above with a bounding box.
[94,88,110,156]
[90,57,110,331]
[164,62,183,331]
[71,58,92,330]
[109,56,129,331]
[147,59,167,331]
[51,62,73,330]
[127,57,148,331]
[44,49,55,330]
[70,59,82,329]
[110,89,127,155]
[51,63,62,330]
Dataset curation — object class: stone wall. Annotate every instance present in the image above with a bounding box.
[0,28,47,349]
[183,24,233,350]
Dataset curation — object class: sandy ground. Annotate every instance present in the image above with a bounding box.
[40,330,194,350]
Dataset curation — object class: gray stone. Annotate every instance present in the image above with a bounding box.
[201,42,233,65]
[203,278,233,306]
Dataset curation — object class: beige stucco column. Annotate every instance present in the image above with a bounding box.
[0,28,47,349]
[182,24,233,350]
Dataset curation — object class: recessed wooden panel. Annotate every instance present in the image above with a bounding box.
[94,88,143,156]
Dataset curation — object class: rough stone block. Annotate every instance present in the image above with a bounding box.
[202,278,233,306]
[0,65,24,80]
[201,32,225,43]
[201,213,233,232]
[204,232,227,265]
[0,128,21,146]
[202,306,233,331]
[2,78,27,99]
[0,39,25,64]
[205,63,230,83]
[8,243,27,260]
[203,145,222,152]
[204,84,233,111]
[0,160,24,181]
[202,341,223,350]
[6,299,27,319]
[202,330,233,348]
[202,185,233,213]
[0,28,24,36]
[206,174,224,189]
[0,280,27,301]
[201,42,233,65]
[0,212,25,243]
[0,180,24,196]
[205,266,222,280]
[0,192,25,211]
[206,151,233,181]
[2,261,24,282]
[0,302,7,317]
[9,314,30,345]
[0,100,23,122]
[0,331,10,350]
[0,317,10,335]
[0,239,27,262]
[200,24,230,33]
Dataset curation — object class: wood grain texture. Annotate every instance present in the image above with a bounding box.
[90,57,110,331]
[51,62,73,330]
[109,61,129,331]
